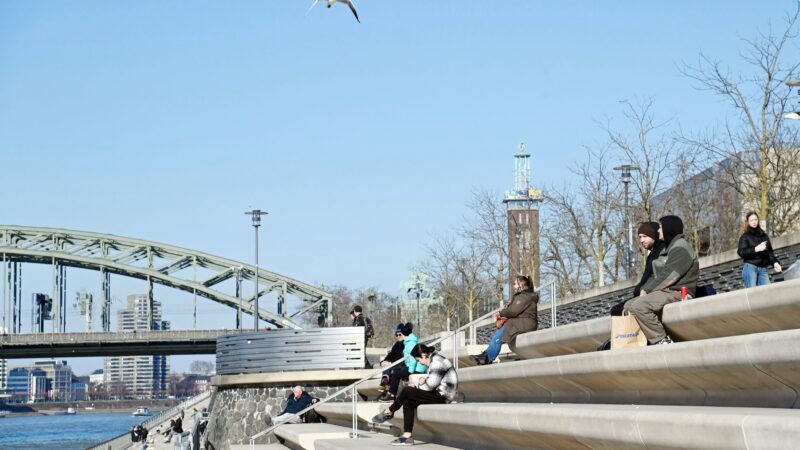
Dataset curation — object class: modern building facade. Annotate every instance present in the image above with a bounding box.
[103,294,170,399]
[503,143,543,289]
[7,360,74,402]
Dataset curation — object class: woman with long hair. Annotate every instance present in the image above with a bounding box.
[737,211,782,288]
[371,343,458,446]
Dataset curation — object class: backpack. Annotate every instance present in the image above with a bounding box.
[364,316,374,339]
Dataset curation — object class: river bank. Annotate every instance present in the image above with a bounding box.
[1,398,185,417]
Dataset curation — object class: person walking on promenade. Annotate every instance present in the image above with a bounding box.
[351,305,374,368]
[737,211,782,288]
[378,323,427,402]
[472,275,538,365]
[609,221,666,316]
[372,343,458,446]
[624,215,699,345]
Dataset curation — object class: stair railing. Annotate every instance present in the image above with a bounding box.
[248,281,554,449]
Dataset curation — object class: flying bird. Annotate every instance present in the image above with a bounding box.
[306,0,360,23]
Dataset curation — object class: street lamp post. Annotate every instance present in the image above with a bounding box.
[613,165,640,280]
[245,209,269,331]
[784,79,800,120]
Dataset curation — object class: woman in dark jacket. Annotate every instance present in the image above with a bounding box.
[737,211,782,288]
[472,275,538,365]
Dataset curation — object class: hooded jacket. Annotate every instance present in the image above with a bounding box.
[642,233,699,296]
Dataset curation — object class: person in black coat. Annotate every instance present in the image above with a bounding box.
[737,211,782,288]
[609,222,666,316]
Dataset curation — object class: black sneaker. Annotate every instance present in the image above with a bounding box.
[391,436,415,446]
[377,393,395,403]
[470,352,488,365]
[371,410,393,423]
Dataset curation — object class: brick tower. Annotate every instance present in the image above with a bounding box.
[503,142,543,291]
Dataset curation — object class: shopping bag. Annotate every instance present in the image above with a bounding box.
[610,313,647,349]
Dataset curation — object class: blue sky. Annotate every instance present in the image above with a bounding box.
[1,1,798,373]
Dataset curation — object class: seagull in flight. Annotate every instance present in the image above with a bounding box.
[306,0,360,23]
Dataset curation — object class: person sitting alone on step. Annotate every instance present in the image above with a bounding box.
[271,385,314,425]
[472,275,538,365]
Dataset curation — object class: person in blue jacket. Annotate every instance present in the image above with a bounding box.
[378,322,427,402]
[272,386,314,425]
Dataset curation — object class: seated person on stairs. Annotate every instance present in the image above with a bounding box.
[376,323,409,398]
[372,343,458,446]
[472,275,538,365]
[378,322,427,402]
[271,385,315,425]
[624,215,699,345]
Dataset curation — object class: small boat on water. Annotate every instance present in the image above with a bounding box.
[132,406,153,417]
[66,407,76,415]
[39,409,69,416]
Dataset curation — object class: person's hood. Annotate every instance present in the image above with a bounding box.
[659,215,684,246]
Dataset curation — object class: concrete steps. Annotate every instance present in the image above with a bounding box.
[272,423,457,450]
[513,278,800,359]
[458,328,800,407]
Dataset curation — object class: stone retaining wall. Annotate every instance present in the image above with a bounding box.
[206,382,355,450]
[477,231,800,344]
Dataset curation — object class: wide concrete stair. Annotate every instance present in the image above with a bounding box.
[269,279,800,449]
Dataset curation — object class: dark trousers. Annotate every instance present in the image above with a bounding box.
[388,386,445,433]
[388,365,411,395]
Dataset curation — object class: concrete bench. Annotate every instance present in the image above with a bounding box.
[458,327,800,408]
[513,278,800,359]
[272,422,457,450]
[408,403,800,450]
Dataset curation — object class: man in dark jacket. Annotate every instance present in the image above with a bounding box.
[624,215,699,345]
[376,323,407,397]
[472,275,538,365]
[272,385,314,425]
[351,305,373,368]
[609,221,666,316]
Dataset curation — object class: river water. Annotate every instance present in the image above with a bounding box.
[0,412,144,450]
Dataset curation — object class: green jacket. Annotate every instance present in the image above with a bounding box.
[642,233,699,296]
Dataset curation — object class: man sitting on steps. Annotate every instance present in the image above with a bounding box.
[271,385,314,425]
[624,215,699,345]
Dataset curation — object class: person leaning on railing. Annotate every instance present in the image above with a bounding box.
[372,343,458,446]
[472,275,538,365]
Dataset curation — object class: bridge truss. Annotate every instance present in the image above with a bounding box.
[0,226,331,332]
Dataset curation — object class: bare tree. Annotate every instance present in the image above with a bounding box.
[463,189,509,308]
[189,360,215,376]
[680,3,800,235]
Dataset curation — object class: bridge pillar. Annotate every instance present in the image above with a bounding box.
[235,268,242,330]
[5,259,22,333]
[100,268,111,332]
[147,247,154,330]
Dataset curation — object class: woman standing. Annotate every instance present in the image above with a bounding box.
[371,343,458,446]
[737,211,782,288]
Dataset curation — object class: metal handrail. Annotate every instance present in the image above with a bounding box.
[247,281,557,448]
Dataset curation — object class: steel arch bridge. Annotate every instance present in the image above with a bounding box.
[0,225,331,332]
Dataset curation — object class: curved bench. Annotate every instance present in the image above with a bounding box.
[513,278,800,359]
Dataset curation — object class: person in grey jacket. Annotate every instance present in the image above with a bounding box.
[624,215,699,345]
[372,343,457,446]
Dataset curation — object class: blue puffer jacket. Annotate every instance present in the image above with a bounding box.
[403,333,427,373]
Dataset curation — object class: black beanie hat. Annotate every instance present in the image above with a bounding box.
[400,322,414,336]
[659,215,684,245]
[394,323,404,334]
[353,305,363,313]
[637,221,660,241]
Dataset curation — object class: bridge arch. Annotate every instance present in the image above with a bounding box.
[0,226,331,330]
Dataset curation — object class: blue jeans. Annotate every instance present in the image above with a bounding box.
[743,262,770,288]
[486,327,505,362]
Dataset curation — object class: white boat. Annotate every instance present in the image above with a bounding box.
[66,407,76,415]
[132,406,153,417]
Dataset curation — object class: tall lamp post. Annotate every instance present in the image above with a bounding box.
[784,79,800,119]
[613,165,640,279]
[245,209,269,331]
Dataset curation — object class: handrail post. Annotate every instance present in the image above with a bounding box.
[551,282,557,328]
[452,331,458,373]
[351,384,358,438]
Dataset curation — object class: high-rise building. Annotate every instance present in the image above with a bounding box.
[503,143,543,290]
[104,294,170,399]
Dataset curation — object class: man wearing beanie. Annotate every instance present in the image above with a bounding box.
[378,322,427,402]
[624,215,699,345]
[609,221,665,316]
